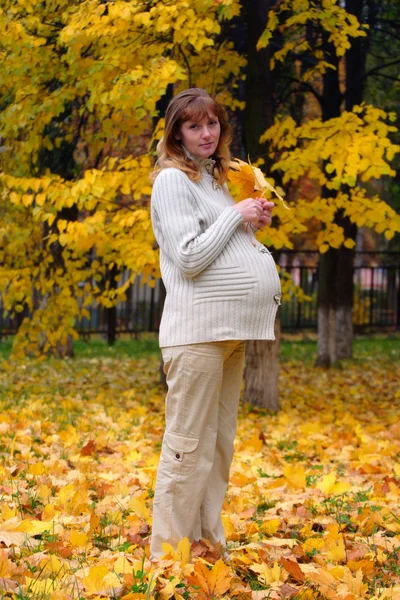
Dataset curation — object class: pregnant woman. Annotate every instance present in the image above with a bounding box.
[150,88,281,560]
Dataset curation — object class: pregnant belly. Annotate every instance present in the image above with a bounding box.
[250,246,282,305]
[193,247,281,306]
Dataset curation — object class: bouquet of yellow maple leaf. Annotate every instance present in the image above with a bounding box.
[228,158,290,210]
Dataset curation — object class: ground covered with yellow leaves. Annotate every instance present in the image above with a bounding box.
[0,345,399,599]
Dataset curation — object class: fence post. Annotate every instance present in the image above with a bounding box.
[369,267,374,327]
[106,266,118,345]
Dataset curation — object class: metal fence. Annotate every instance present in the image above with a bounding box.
[0,251,399,339]
[276,251,399,331]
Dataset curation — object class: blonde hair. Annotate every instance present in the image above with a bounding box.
[151,88,232,185]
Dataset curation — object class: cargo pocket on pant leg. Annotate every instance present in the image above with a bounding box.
[161,352,172,376]
[162,432,199,477]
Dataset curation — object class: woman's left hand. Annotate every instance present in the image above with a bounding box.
[252,200,274,230]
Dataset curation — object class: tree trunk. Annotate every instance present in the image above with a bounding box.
[316,249,338,367]
[244,312,280,410]
[55,335,74,358]
[335,0,369,359]
[316,223,358,366]
[316,0,369,366]
[242,0,276,165]
[241,0,281,408]
[336,217,357,358]
[315,28,356,366]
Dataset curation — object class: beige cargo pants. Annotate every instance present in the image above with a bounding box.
[150,340,246,559]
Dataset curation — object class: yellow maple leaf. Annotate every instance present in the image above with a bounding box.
[42,504,56,520]
[249,561,283,585]
[161,537,191,566]
[187,558,232,597]
[103,571,123,590]
[283,464,306,489]
[1,506,16,521]
[28,462,45,475]
[113,556,144,575]
[347,559,374,576]
[37,484,51,501]
[70,530,88,547]
[229,158,290,208]
[337,567,368,598]
[316,472,351,495]
[227,161,255,198]
[25,578,65,595]
[324,524,346,563]
[82,565,110,594]
[129,496,151,521]
[221,514,238,541]
[302,537,325,555]
[0,549,13,577]
[240,430,263,452]
[158,576,184,598]
[307,568,340,600]
[260,518,280,536]
[16,519,54,535]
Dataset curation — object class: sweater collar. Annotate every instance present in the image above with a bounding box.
[182,146,216,175]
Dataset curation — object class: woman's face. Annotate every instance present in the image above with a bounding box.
[175,112,221,159]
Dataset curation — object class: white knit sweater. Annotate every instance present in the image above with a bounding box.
[150,161,281,347]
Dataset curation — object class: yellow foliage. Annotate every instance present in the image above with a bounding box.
[257,0,367,78]
[260,518,280,536]
[187,559,232,597]
[0,0,243,357]
[283,464,307,489]
[316,472,351,495]
[249,561,285,585]
[0,353,399,597]
[70,530,88,548]
[260,106,400,252]
[82,565,110,595]
[324,524,347,563]
[0,550,13,578]
[162,537,191,566]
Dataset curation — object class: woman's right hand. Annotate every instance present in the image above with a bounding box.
[233,198,264,224]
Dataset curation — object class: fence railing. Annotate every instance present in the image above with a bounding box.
[277,250,400,331]
[0,251,399,339]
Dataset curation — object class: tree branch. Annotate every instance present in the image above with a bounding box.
[177,43,193,88]
[281,76,323,103]
[361,58,400,82]
[369,72,399,82]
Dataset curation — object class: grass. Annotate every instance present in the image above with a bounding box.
[0,331,399,362]
[0,334,160,360]
[279,331,400,363]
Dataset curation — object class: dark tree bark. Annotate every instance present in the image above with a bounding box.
[241,0,281,409]
[317,214,357,366]
[316,39,343,367]
[345,0,370,111]
[337,0,369,359]
[242,0,276,166]
[316,0,370,365]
